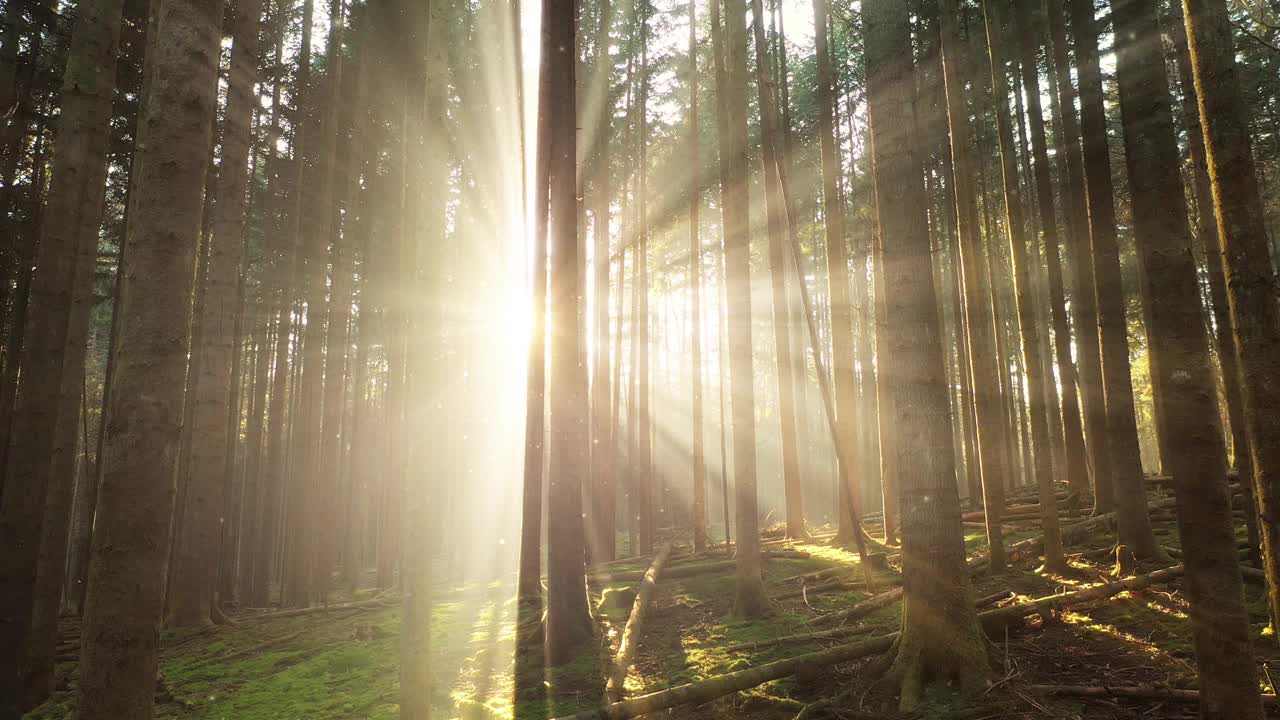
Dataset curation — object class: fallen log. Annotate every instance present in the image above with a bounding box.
[593,552,808,584]
[237,596,396,622]
[605,542,673,703]
[807,587,903,626]
[1026,683,1279,706]
[978,565,1185,633]
[553,633,899,720]
[772,580,860,602]
[553,566,1188,720]
[968,497,1181,573]
[723,624,879,652]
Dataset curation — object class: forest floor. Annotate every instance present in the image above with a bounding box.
[28,479,1280,720]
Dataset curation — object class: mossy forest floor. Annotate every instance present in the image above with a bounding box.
[30,480,1280,719]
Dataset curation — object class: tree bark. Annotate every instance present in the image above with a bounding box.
[0,1,126,714]
[981,0,1064,571]
[1111,1,1261,715]
[1066,0,1161,559]
[1181,0,1280,646]
[864,0,990,708]
[76,0,224,715]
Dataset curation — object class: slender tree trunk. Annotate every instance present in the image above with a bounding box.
[170,0,262,628]
[1067,0,1161,559]
[1013,0,1088,499]
[718,0,770,618]
[938,0,1007,570]
[1111,1,1261,714]
[865,1,989,707]
[77,0,224,715]
[981,0,1063,570]
[543,0,593,666]
[1045,0,1111,513]
[1182,0,1280,643]
[687,0,707,553]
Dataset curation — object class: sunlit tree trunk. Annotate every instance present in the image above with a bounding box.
[717,0,769,618]
[1066,0,1162,559]
[686,0,707,553]
[981,0,1063,570]
[937,0,1007,570]
[1163,0,1260,565]
[1182,0,1280,642]
[77,0,224,714]
[1045,0,1111,514]
[813,0,860,547]
[865,0,989,707]
[1013,0,1088,499]
[1112,1,1262,714]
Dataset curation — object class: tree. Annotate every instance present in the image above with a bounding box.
[1066,0,1162,560]
[1012,0,1088,499]
[938,0,1008,572]
[1181,0,1280,642]
[718,0,770,619]
[169,0,263,628]
[812,0,860,548]
[748,0,803,541]
[981,0,1063,571]
[543,0,593,666]
[0,0,127,712]
[1045,0,1113,518]
[687,0,707,553]
[76,0,225,715]
[1111,0,1262,715]
[864,0,989,708]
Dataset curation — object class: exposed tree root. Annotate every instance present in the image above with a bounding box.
[604,542,673,703]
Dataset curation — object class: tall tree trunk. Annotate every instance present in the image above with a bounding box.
[1046,0,1112,514]
[76,0,224,715]
[1181,0,1280,642]
[718,0,770,618]
[170,0,263,628]
[1164,0,1260,565]
[1111,0,1261,715]
[938,0,1007,570]
[0,1,126,714]
[1013,0,1089,499]
[1066,0,1162,559]
[813,0,860,547]
[687,0,707,553]
[543,0,593,666]
[865,0,989,708]
[747,0,802,541]
[981,0,1063,571]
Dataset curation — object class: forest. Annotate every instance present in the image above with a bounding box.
[1,0,1280,717]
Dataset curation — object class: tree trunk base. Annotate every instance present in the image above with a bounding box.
[879,624,992,712]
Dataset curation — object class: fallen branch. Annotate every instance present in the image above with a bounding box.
[605,542,674,703]
[1026,683,1279,706]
